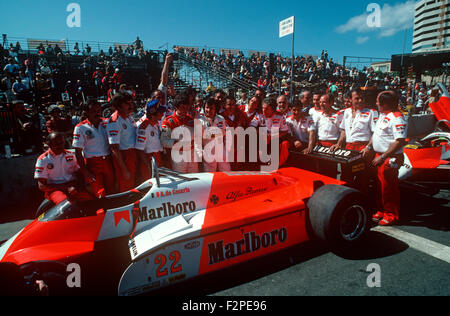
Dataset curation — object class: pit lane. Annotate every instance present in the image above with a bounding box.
[0,187,449,296]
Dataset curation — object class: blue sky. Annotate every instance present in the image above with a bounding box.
[0,0,418,65]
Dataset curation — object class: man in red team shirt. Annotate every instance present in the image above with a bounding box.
[161,94,198,173]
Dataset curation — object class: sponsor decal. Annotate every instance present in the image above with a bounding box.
[150,187,190,199]
[184,241,201,250]
[65,155,74,162]
[114,210,131,226]
[207,228,288,265]
[395,124,406,133]
[210,194,219,205]
[137,201,196,222]
[223,171,271,176]
[352,163,365,173]
[47,163,54,170]
[226,186,268,202]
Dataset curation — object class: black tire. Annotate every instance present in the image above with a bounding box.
[35,199,54,218]
[307,184,370,248]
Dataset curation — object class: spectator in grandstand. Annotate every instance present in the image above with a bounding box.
[3,58,20,78]
[46,104,73,137]
[74,43,80,55]
[11,100,42,155]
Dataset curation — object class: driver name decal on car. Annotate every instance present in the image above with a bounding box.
[207,228,288,265]
[137,201,197,222]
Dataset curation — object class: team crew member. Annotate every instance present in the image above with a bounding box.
[277,95,292,118]
[73,100,115,198]
[239,96,261,126]
[106,93,137,192]
[251,97,291,168]
[35,132,91,205]
[286,101,316,154]
[136,100,166,180]
[332,89,378,152]
[314,94,344,147]
[161,94,198,173]
[368,91,408,226]
[309,92,323,124]
[196,98,231,172]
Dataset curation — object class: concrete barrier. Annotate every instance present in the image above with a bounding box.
[0,154,41,222]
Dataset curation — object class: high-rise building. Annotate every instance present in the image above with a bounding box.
[413,0,450,53]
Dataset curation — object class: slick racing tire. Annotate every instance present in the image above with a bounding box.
[307,184,370,248]
[35,199,54,218]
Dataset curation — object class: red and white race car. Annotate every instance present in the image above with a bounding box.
[0,163,370,295]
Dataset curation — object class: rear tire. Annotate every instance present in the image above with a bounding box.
[307,185,370,249]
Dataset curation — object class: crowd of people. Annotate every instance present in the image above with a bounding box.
[1,40,447,227]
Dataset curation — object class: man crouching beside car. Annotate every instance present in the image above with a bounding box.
[34,132,92,205]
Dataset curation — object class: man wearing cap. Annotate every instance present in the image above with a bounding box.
[73,100,115,198]
[35,132,92,205]
[161,94,198,173]
[136,100,166,181]
[106,93,137,192]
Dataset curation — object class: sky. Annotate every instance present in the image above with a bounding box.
[0,0,419,66]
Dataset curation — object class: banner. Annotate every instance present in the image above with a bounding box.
[279,16,295,38]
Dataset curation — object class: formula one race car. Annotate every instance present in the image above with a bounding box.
[0,161,371,296]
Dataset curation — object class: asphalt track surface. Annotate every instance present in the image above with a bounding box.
[1,187,449,297]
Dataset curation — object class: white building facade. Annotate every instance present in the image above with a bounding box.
[413,0,450,53]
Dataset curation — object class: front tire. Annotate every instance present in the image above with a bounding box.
[307,185,370,248]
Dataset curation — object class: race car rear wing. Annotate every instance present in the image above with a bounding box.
[151,158,199,187]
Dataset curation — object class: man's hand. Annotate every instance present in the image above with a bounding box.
[372,155,386,167]
[329,143,341,152]
[361,146,372,158]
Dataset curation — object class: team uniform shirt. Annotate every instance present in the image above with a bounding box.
[135,118,163,154]
[72,119,110,158]
[372,111,408,154]
[106,111,137,150]
[286,115,315,143]
[309,107,323,124]
[339,108,379,143]
[250,113,289,135]
[34,149,79,184]
[195,114,229,158]
[161,112,194,149]
[314,110,344,141]
[240,104,259,124]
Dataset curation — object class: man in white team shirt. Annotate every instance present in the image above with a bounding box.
[314,94,344,147]
[196,98,231,172]
[332,88,378,152]
[309,92,323,124]
[366,91,408,226]
[251,97,291,168]
[135,100,166,181]
[35,132,91,205]
[277,94,292,118]
[73,100,115,198]
[106,93,137,192]
[286,101,316,154]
